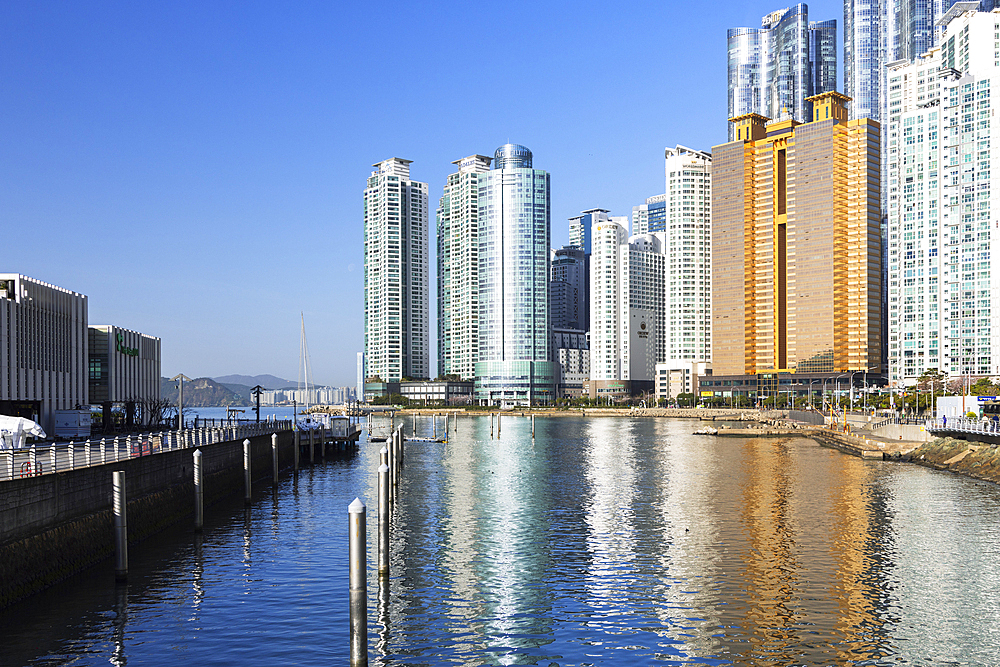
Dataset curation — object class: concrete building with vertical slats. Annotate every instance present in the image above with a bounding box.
[0,274,88,433]
[88,325,161,428]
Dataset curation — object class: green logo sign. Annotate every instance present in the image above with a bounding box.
[116,332,139,357]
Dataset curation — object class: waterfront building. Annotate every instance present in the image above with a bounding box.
[588,219,664,400]
[727,4,837,140]
[709,92,882,405]
[261,386,356,406]
[631,194,667,235]
[550,245,588,331]
[475,144,556,406]
[663,145,713,369]
[437,155,491,381]
[552,328,589,399]
[0,274,88,433]
[88,325,161,428]
[655,361,711,404]
[363,158,430,382]
[884,7,1000,385]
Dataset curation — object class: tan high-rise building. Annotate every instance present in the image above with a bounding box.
[710,92,881,400]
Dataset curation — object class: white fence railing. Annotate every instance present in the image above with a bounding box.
[1,421,292,482]
[928,416,1000,435]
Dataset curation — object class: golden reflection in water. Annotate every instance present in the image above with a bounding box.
[828,456,893,663]
[734,437,799,665]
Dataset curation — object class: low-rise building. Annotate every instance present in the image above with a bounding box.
[88,324,162,428]
[0,274,88,433]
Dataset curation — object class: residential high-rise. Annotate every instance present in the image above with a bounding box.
[475,144,556,405]
[631,194,667,235]
[845,0,998,123]
[727,4,838,140]
[437,154,491,381]
[663,146,713,368]
[550,245,588,331]
[588,219,665,400]
[710,93,881,404]
[568,208,609,254]
[883,8,1000,385]
[363,158,429,382]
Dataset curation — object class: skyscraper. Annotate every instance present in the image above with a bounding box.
[588,220,665,400]
[437,154,491,381]
[568,208,608,254]
[883,7,1000,384]
[663,146,713,369]
[363,158,429,382]
[475,144,556,406]
[711,93,881,404]
[550,245,588,331]
[845,0,999,122]
[631,195,667,235]
[727,4,837,140]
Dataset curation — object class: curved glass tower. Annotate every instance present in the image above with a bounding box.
[475,144,556,406]
[727,4,837,140]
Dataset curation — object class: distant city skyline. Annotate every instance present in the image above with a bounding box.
[4,0,847,386]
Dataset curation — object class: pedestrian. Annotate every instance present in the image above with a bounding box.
[942,414,947,428]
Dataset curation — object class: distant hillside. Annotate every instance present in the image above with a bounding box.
[213,374,291,389]
[219,383,252,403]
[161,377,247,407]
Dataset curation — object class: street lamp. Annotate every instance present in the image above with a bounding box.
[171,373,191,430]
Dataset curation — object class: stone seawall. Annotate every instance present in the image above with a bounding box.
[892,437,1000,485]
[0,431,296,608]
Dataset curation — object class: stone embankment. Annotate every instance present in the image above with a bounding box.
[890,437,1000,485]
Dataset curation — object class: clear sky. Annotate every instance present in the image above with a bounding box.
[2,0,843,387]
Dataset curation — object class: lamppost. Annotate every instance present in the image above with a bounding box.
[171,373,191,430]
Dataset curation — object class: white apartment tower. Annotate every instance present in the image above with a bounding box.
[437,154,491,380]
[363,158,430,382]
[664,145,712,367]
[884,8,1000,385]
[589,219,665,386]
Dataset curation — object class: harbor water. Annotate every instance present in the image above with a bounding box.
[2,416,1000,665]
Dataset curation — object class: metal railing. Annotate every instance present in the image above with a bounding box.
[1,420,292,482]
[928,416,1000,435]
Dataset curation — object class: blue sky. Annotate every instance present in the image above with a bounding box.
[2,0,842,386]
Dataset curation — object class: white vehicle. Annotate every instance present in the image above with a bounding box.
[0,415,47,450]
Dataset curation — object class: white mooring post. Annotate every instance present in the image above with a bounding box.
[379,463,389,576]
[271,433,278,484]
[113,471,128,580]
[193,449,204,531]
[348,498,368,666]
[243,439,252,504]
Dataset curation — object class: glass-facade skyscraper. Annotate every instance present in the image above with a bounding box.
[845,0,999,122]
[474,144,556,406]
[727,4,837,140]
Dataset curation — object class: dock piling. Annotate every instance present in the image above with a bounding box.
[243,439,251,503]
[113,471,127,580]
[293,429,300,471]
[271,433,278,484]
[378,463,389,575]
[193,449,204,531]
[532,414,535,439]
[348,498,368,666]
